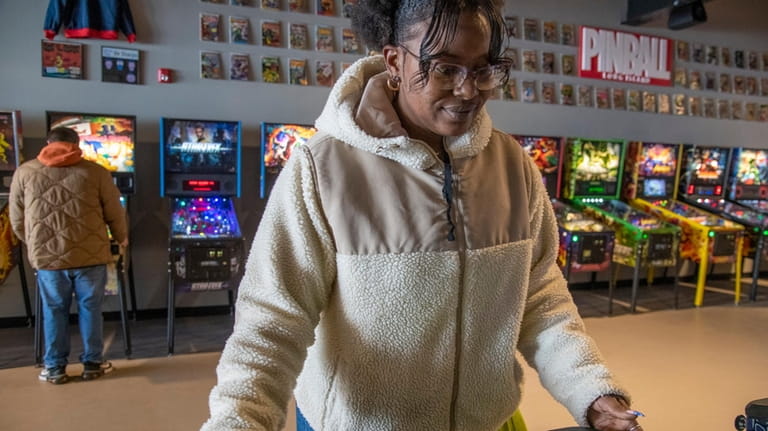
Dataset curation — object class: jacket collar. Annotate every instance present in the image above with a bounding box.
[315,55,493,170]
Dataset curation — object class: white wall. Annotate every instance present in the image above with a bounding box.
[0,0,766,318]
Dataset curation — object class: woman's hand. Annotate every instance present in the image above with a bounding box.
[587,395,644,431]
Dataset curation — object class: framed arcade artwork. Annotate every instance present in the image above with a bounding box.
[101,46,140,84]
[41,39,83,79]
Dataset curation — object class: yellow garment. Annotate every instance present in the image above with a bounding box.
[498,410,528,431]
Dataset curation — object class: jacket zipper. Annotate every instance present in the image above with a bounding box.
[442,157,457,242]
[441,147,466,431]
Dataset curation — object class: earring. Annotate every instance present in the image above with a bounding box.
[386,75,401,92]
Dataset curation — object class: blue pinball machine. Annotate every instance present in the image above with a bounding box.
[160,117,245,354]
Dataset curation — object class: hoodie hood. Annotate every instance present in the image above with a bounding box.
[315,55,493,171]
[37,141,83,167]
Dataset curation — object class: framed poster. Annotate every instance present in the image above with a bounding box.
[101,46,140,84]
[41,40,83,79]
[200,13,221,42]
[230,53,251,81]
[230,16,250,43]
[200,51,223,79]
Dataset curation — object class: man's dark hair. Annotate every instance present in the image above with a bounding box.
[348,0,507,88]
[47,126,80,144]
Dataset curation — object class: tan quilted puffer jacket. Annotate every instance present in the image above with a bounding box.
[9,159,127,270]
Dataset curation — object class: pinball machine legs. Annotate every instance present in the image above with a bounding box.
[734,234,744,305]
[693,258,708,307]
[749,235,765,301]
[17,248,32,327]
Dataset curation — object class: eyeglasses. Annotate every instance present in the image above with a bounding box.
[400,45,510,91]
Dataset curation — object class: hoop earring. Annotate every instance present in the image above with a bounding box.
[386,75,401,92]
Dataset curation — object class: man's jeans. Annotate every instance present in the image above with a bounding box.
[38,265,107,368]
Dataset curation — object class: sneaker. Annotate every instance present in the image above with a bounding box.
[39,366,68,384]
[81,361,114,381]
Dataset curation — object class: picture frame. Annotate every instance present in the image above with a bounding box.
[200,13,221,42]
[41,39,83,79]
[101,46,139,84]
[200,51,223,79]
[262,56,281,83]
[229,16,250,44]
[230,53,251,81]
[315,60,335,87]
[560,83,574,106]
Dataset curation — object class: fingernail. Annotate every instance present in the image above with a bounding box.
[627,409,645,417]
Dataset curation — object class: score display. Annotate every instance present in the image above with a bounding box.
[182,179,220,192]
[563,138,624,200]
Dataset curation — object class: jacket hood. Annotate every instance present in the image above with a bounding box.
[315,55,493,170]
[37,141,83,167]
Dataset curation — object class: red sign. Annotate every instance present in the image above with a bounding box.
[578,26,673,87]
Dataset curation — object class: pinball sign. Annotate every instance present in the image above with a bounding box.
[579,25,673,87]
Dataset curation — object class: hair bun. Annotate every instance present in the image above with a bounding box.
[348,0,399,52]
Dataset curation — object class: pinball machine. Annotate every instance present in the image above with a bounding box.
[624,141,745,307]
[40,111,134,362]
[0,110,30,323]
[260,122,318,199]
[560,137,681,313]
[160,117,245,354]
[686,146,768,301]
[512,135,616,297]
[46,111,137,305]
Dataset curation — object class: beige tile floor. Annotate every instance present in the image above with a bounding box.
[1,300,766,431]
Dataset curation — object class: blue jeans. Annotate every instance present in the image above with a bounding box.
[38,265,107,368]
[296,406,314,431]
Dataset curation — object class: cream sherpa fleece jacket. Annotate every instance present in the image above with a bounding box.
[201,55,628,431]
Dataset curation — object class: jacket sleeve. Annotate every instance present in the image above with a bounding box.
[201,145,337,431]
[43,0,69,40]
[515,156,629,427]
[118,0,137,42]
[8,169,25,241]
[99,169,127,244]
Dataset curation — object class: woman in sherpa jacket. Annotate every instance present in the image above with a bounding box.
[202,1,644,431]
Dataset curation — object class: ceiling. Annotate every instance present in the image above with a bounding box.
[626,0,768,35]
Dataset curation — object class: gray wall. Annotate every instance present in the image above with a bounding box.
[1,0,766,318]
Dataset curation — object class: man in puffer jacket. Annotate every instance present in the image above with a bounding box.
[9,126,127,384]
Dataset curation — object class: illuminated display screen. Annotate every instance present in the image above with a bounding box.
[260,122,317,199]
[0,112,20,172]
[261,123,317,168]
[171,196,241,238]
[643,178,667,197]
[639,143,677,178]
[571,140,622,196]
[162,119,239,174]
[47,111,135,173]
[681,145,728,186]
[514,135,560,174]
[182,179,220,192]
[733,148,768,186]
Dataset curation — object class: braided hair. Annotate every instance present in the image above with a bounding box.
[348,0,507,88]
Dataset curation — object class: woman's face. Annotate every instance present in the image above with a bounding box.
[385,12,494,143]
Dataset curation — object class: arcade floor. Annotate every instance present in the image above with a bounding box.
[1,276,767,431]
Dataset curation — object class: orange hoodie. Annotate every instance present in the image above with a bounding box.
[37,141,83,167]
